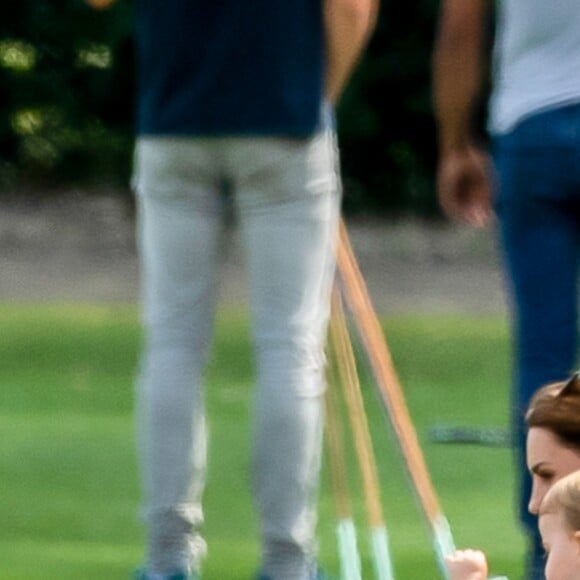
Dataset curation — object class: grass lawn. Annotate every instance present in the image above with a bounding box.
[0,305,524,579]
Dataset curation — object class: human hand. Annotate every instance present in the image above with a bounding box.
[437,145,494,228]
[446,549,489,580]
[84,0,118,10]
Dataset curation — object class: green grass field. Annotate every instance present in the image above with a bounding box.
[0,305,525,579]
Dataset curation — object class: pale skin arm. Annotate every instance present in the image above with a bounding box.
[446,549,489,580]
[432,0,493,227]
[84,0,119,10]
[324,0,380,105]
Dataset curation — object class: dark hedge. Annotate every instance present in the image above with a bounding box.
[0,0,441,216]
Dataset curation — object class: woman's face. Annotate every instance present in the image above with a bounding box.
[526,427,580,514]
[539,511,580,580]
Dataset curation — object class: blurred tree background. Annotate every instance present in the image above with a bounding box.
[0,0,441,217]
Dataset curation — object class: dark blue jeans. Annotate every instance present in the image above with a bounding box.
[494,103,580,579]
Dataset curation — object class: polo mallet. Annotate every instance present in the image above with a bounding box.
[325,351,363,580]
[328,288,396,580]
[429,425,510,447]
[336,220,455,578]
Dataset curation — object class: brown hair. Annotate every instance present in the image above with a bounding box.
[540,469,580,533]
[525,373,580,449]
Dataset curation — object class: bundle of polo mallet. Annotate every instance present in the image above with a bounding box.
[325,222,504,580]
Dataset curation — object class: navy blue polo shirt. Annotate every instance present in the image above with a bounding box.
[135,0,326,137]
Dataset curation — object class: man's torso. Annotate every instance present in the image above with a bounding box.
[489,0,580,134]
[134,0,326,138]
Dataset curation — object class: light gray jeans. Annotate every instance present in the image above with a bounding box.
[133,131,342,579]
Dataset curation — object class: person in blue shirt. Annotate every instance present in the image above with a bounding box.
[86,1,378,579]
[446,374,580,580]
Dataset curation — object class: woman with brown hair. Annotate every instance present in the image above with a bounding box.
[525,373,580,518]
[447,373,580,580]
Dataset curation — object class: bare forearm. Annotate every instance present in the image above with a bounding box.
[432,0,489,154]
[325,0,379,104]
[84,0,119,10]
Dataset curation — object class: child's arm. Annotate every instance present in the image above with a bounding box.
[446,549,488,580]
[324,0,379,104]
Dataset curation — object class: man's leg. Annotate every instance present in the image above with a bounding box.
[494,111,580,579]
[232,131,341,580]
[134,138,226,575]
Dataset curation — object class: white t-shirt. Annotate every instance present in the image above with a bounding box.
[488,0,580,134]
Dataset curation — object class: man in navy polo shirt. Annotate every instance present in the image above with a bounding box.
[86,1,378,579]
